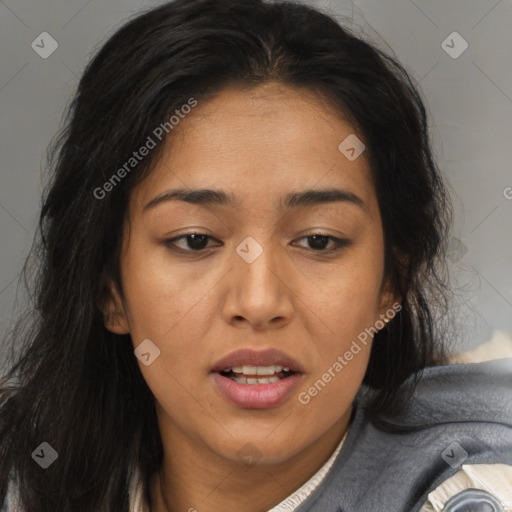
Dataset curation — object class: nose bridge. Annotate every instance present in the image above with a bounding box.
[225,234,293,326]
[235,234,280,297]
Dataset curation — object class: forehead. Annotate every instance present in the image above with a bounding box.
[132,82,376,216]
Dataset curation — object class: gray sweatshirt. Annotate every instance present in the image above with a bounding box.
[294,357,512,511]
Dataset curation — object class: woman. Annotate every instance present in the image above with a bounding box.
[1,1,511,511]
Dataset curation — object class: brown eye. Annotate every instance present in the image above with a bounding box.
[294,234,351,252]
[164,233,218,252]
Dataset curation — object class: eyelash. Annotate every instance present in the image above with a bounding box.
[163,233,351,254]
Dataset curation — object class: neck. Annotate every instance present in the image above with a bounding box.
[148,411,350,512]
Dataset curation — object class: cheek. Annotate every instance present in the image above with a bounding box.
[298,240,384,418]
[303,257,384,351]
[119,245,206,341]
[119,247,216,392]
[295,285,376,421]
[293,331,371,441]
[139,363,215,447]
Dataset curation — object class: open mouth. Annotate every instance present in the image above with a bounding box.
[211,357,303,408]
[219,365,297,385]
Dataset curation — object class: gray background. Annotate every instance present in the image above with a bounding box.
[1,0,511,370]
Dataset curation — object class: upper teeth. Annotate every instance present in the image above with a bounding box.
[222,365,291,375]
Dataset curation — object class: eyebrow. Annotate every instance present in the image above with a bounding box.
[143,187,366,213]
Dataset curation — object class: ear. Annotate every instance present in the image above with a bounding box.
[376,278,402,324]
[376,249,407,324]
[98,277,130,335]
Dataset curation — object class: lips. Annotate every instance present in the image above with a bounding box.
[211,371,303,408]
[210,348,305,374]
[210,348,305,408]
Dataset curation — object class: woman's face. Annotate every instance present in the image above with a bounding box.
[104,82,396,466]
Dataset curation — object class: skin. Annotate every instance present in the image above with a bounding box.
[102,82,397,512]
